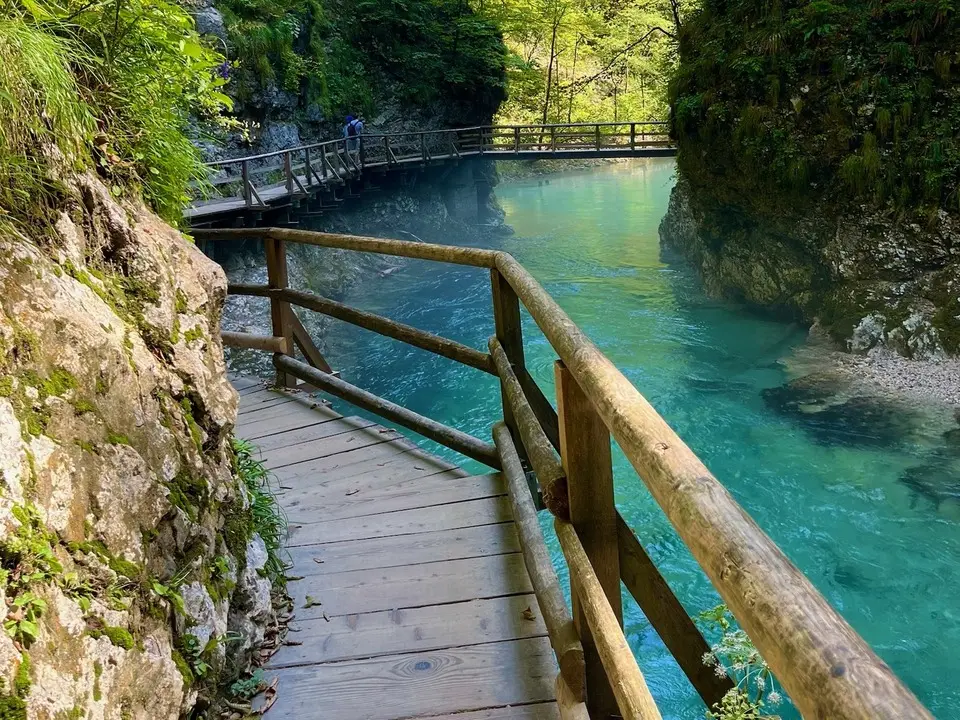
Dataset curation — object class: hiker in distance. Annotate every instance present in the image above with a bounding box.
[344,115,364,156]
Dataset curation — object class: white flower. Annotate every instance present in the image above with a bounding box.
[714,664,728,679]
[701,652,715,667]
[755,675,765,691]
[767,691,782,706]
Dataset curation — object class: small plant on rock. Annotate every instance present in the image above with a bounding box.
[697,604,784,719]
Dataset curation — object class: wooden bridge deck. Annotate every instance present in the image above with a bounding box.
[232,375,561,719]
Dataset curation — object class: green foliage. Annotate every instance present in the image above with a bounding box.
[697,604,784,719]
[87,625,134,650]
[671,0,960,217]
[1,0,230,228]
[229,668,266,699]
[221,0,507,122]
[177,634,211,680]
[231,438,288,587]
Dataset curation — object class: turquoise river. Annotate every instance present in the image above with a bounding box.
[298,160,960,718]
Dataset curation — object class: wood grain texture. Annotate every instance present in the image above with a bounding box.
[284,472,506,523]
[287,495,514,546]
[269,594,547,666]
[287,523,520,576]
[423,704,559,720]
[259,425,399,470]
[261,637,557,720]
[251,415,376,453]
[494,423,583,701]
[490,340,567,519]
[555,360,620,718]
[556,521,662,720]
[287,552,533,619]
[556,673,590,720]
[495,254,933,720]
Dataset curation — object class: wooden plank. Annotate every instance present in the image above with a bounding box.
[259,637,558,720]
[287,552,532,618]
[236,398,337,429]
[285,472,506,523]
[617,514,732,708]
[274,455,463,504]
[265,236,295,387]
[269,594,547,666]
[270,438,432,488]
[493,423,583,700]
[237,382,267,396]
[230,375,261,391]
[422,704,559,720]
[259,426,400,470]
[238,407,343,440]
[237,394,298,415]
[286,522,520,576]
[287,495,514,546]
[556,521,662,720]
[250,415,376,453]
[289,309,334,373]
[555,360,620,718]
[556,674,590,720]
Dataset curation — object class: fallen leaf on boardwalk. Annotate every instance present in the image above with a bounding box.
[522,606,537,621]
[283,640,303,646]
[346,436,355,442]
[257,677,279,715]
[322,611,330,622]
[285,575,305,582]
[345,489,359,496]
[414,465,425,470]
[378,428,392,433]
[312,557,324,564]
[304,596,322,608]
[377,462,387,466]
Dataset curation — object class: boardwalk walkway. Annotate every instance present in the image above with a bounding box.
[232,376,561,719]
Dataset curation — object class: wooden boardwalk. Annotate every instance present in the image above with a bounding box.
[232,376,561,720]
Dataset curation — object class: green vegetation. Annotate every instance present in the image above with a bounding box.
[1,0,230,228]
[87,626,134,650]
[231,438,288,587]
[483,0,685,124]
[221,0,507,123]
[698,604,783,719]
[670,0,960,219]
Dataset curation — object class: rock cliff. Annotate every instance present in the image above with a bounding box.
[0,173,274,719]
[660,177,960,358]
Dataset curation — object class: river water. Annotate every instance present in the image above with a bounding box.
[295,160,959,718]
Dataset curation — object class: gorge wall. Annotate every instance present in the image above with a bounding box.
[661,0,960,358]
[0,173,275,719]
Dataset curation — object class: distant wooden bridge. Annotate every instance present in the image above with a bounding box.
[186,122,675,226]
[196,227,933,720]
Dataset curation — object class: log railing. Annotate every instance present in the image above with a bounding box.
[194,226,933,720]
[190,122,671,215]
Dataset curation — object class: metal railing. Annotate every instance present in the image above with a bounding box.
[193,226,932,720]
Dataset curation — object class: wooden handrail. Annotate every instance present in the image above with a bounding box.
[556,519,663,720]
[492,252,934,720]
[274,355,500,468]
[200,227,933,720]
[493,422,584,699]
[488,337,566,517]
[228,284,495,374]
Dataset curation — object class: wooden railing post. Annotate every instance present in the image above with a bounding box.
[264,235,295,387]
[630,123,636,151]
[284,151,293,195]
[550,126,557,152]
[304,147,313,186]
[514,126,521,153]
[421,132,427,162]
[595,124,601,151]
[555,359,621,719]
[241,160,252,206]
[490,269,524,437]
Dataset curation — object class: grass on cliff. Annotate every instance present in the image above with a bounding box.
[232,438,288,587]
[0,0,231,229]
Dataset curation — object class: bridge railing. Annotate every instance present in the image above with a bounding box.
[187,122,673,217]
[193,226,933,720]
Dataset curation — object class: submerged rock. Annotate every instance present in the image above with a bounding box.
[761,372,920,448]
